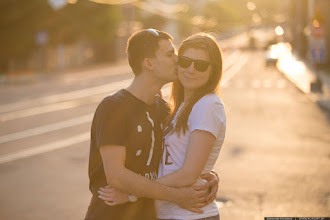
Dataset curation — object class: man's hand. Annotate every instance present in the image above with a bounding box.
[198,172,219,204]
[98,186,129,206]
[175,186,208,214]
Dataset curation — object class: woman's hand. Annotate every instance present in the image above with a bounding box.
[175,186,208,214]
[98,186,129,206]
[198,172,219,204]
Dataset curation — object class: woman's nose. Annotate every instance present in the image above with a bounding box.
[187,62,195,72]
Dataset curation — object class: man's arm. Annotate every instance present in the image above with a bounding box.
[99,145,207,208]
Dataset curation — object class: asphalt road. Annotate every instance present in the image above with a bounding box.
[0,35,329,219]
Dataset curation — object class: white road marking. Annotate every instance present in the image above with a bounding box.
[263,79,272,88]
[0,132,90,165]
[222,50,240,70]
[0,99,93,122]
[0,78,133,114]
[0,114,93,144]
[221,54,248,86]
[251,80,262,88]
[0,79,133,122]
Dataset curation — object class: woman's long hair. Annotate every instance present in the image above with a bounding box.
[167,33,223,136]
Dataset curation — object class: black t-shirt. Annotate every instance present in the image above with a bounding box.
[85,89,169,220]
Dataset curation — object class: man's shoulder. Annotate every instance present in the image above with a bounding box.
[97,90,130,108]
[92,91,130,121]
[101,89,129,104]
[154,96,169,109]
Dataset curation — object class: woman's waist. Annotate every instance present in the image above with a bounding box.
[155,199,218,219]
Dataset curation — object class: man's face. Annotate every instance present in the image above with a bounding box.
[151,39,178,83]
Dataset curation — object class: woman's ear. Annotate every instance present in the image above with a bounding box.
[143,58,153,71]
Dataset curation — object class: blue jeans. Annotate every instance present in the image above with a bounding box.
[158,214,220,220]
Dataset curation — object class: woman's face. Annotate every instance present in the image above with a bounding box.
[178,47,211,93]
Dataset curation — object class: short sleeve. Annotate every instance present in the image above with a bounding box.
[93,100,129,148]
[188,95,226,138]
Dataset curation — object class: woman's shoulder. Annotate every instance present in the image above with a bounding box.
[195,93,224,106]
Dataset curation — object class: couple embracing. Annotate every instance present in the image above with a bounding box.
[85,28,226,220]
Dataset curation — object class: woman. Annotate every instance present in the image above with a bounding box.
[155,33,225,220]
[99,33,226,220]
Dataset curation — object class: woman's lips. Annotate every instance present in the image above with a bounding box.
[182,74,196,80]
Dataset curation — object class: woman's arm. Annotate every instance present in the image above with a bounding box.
[156,129,216,187]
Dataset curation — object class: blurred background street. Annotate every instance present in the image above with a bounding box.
[0,0,329,219]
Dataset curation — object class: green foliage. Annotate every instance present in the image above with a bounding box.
[0,0,121,72]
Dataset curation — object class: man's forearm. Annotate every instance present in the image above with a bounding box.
[156,168,197,187]
[106,167,179,203]
[100,145,185,204]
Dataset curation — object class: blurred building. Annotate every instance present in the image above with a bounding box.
[290,0,329,66]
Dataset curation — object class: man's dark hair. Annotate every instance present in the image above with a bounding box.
[126,29,173,75]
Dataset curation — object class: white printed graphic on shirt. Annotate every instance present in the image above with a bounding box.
[145,170,157,180]
[164,144,173,165]
[136,149,142,156]
[146,112,155,166]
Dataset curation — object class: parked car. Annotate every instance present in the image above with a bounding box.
[265,44,280,66]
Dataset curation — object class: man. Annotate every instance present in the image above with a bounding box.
[85,29,219,220]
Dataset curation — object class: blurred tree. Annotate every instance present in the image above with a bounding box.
[202,0,285,32]
[203,1,242,31]
[177,6,197,37]
[139,13,166,30]
[0,0,121,73]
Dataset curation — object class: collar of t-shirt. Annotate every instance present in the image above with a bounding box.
[121,89,156,110]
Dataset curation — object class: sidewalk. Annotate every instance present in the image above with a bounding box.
[276,43,330,113]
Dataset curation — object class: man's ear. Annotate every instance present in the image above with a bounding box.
[143,58,153,71]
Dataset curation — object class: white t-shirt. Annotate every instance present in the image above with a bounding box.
[155,93,226,220]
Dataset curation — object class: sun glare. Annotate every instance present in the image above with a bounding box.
[275,26,284,36]
[247,1,256,11]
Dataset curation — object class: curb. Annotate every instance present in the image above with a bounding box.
[316,70,330,113]
[276,51,330,113]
